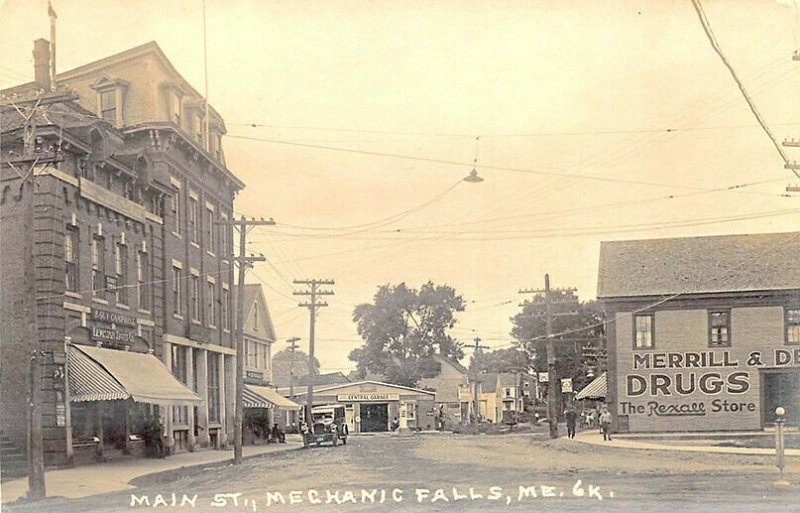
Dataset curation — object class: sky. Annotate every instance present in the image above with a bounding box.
[1,0,799,374]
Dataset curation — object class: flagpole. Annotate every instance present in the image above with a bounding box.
[48,1,57,90]
[202,0,210,150]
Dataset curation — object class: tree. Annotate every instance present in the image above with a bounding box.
[272,348,320,388]
[510,297,605,393]
[349,282,466,387]
[468,347,531,376]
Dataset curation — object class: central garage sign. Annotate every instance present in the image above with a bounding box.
[337,393,400,402]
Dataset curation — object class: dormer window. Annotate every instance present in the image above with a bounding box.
[192,113,203,145]
[91,76,129,127]
[100,90,117,122]
[170,90,182,126]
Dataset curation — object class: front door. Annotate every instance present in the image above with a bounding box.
[762,369,800,426]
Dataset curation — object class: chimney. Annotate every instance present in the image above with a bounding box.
[33,38,51,90]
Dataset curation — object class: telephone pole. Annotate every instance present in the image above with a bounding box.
[519,274,578,439]
[293,279,334,423]
[467,337,489,424]
[216,216,274,464]
[286,337,300,425]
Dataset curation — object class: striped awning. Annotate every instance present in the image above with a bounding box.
[68,345,202,405]
[244,385,302,411]
[69,345,128,402]
[575,372,607,400]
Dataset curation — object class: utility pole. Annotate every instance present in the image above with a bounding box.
[286,337,300,425]
[467,337,489,425]
[293,279,334,424]
[519,274,578,439]
[216,216,273,465]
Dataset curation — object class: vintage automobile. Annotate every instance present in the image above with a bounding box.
[302,405,348,447]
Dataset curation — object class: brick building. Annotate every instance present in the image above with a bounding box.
[598,232,800,433]
[0,40,244,466]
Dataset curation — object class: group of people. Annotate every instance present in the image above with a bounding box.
[564,405,613,441]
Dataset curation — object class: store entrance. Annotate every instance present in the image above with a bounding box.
[762,369,800,426]
[360,403,389,432]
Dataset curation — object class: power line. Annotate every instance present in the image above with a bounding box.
[690,0,800,180]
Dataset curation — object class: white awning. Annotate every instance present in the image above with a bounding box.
[244,385,302,411]
[69,345,202,406]
[575,372,607,400]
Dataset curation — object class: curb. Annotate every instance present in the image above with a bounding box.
[129,444,305,488]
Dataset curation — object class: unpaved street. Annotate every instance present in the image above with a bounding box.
[7,434,799,513]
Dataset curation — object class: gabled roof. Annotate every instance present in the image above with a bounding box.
[291,380,436,397]
[237,284,276,341]
[597,231,800,299]
[478,372,499,393]
[296,372,351,386]
[432,354,468,375]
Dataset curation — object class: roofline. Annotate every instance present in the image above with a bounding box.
[292,380,436,397]
[599,230,800,246]
[124,123,245,189]
[598,288,800,301]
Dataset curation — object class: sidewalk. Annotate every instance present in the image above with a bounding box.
[573,430,800,456]
[0,437,302,505]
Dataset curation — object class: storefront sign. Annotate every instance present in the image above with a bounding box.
[620,349,793,418]
[537,372,548,383]
[91,308,137,327]
[337,393,400,402]
[92,326,135,344]
[246,370,264,380]
[561,378,573,393]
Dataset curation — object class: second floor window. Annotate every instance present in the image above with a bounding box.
[786,308,800,345]
[207,281,216,327]
[191,275,200,321]
[634,313,654,349]
[137,251,151,311]
[221,288,230,331]
[91,237,105,297]
[709,311,730,347]
[115,242,128,305]
[172,267,182,316]
[64,227,79,292]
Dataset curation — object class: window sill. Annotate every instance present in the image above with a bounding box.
[190,242,200,250]
[65,291,82,299]
[92,297,109,305]
[206,251,216,258]
[116,303,131,311]
[191,320,202,325]
[138,308,152,316]
[222,329,231,334]
[209,325,217,330]
[172,231,183,239]
[173,314,184,320]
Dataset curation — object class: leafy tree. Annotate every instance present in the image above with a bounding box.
[349,282,465,387]
[272,348,320,388]
[511,296,605,392]
[468,347,532,376]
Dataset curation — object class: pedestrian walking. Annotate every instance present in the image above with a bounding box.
[599,407,613,441]
[565,406,578,439]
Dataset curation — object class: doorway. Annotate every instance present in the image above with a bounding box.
[360,403,389,432]
[761,369,800,426]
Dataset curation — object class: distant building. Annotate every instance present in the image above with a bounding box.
[297,372,351,387]
[418,355,469,421]
[598,232,800,433]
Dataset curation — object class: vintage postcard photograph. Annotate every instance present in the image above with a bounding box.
[0,1,798,512]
